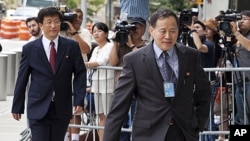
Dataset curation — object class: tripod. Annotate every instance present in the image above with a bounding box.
[213,33,247,140]
[177,25,191,46]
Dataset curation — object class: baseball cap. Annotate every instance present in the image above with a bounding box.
[129,17,146,27]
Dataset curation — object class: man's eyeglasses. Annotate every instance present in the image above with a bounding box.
[240,18,250,21]
[43,20,61,26]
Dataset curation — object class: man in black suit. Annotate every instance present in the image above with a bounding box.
[11,7,86,141]
[103,9,211,141]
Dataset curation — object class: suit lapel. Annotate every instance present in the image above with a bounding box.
[143,43,164,91]
[54,37,66,74]
[175,43,188,94]
[36,38,52,73]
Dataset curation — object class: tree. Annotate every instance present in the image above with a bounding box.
[66,0,77,9]
[87,0,105,16]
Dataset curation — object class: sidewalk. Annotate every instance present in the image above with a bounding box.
[0,96,27,140]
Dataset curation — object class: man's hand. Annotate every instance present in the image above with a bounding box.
[12,113,22,121]
[64,21,77,34]
[230,21,238,34]
[73,106,83,115]
[126,34,134,48]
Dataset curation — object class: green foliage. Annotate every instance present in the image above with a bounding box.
[67,0,77,9]
[87,0,105,16]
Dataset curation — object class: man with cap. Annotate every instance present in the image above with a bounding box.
[109,17,148,141]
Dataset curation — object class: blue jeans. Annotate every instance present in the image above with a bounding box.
[235,82,250,124]
[119,98,136,141]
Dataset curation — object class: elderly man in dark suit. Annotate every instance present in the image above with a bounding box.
[11,7,86,141]
[103,9,211,141]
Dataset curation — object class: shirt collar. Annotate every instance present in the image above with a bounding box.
[42,36,59,50]
[153,41,175,58]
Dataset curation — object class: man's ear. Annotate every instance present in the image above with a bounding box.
[149,26,154,36]
[39,23,43,29]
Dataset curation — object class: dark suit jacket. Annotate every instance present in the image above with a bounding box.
[11,36,86,121]
[103,42,211,141]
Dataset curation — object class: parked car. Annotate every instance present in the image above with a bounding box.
[7,6,40,20]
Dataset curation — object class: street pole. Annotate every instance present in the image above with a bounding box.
[81,0,87,28]
[106,0,112,29]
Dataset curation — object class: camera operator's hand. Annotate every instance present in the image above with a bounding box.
[126,34,135,49]
[231,21,238,34]
[64,21,77,35]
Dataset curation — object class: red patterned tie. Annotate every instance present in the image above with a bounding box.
[50,41,56,73]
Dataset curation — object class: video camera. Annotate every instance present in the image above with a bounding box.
[215,9,241,47]
[215,9,242,34]
[58,5,77,31]
[177,8,199,45]
[179,8,199,26]
[113,20,136,44]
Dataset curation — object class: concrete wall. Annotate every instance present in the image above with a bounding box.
[203,0,229,19]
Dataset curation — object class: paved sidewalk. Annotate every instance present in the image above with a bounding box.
[0,96,27,140]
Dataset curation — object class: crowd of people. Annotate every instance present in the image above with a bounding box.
[9,2,250,141]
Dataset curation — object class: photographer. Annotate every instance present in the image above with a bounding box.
[60,8,91,62]
[60,8,91,141]
[187,20,215,70]
[231,10,250,125]
[109,17,148,70]
[109,17,148,141]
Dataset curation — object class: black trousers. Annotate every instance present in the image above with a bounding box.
[165,124,186,141]
[29,102,69,141]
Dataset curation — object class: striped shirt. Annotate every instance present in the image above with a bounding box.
[120,0,149,21]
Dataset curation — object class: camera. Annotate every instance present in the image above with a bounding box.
[58,5,77,31]
[179,8,199,26]
[215,9,242,34]
[113,20,136,44]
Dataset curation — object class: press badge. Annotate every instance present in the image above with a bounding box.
[164,82,175,97]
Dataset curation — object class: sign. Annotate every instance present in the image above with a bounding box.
[230,125,250,141]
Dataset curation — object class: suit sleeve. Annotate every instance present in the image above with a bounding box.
[12,45,31,114]
[103,54,135,141]
[193,52,212,131]
[72,42,87,108]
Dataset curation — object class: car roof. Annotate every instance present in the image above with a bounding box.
[7,6,39,20]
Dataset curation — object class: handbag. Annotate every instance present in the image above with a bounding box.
[213,87,232,115]
[79,129,99,141]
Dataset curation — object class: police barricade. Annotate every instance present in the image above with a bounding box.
[200,67,250,141]
[68,66,250,141]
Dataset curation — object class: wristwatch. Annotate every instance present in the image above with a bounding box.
[71,32,79,36]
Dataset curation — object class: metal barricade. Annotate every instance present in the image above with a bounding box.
[67,66,250,141]
[200,67,250,141]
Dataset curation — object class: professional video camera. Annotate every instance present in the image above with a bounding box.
[177,8,199,45]
[215,9,241,35]
[179,8,199,26]
[58,5,77,31]
[215,9,241,46]
[113,20,136,44]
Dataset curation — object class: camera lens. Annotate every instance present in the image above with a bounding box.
[183,16,189,21]
[221,22,230,31]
